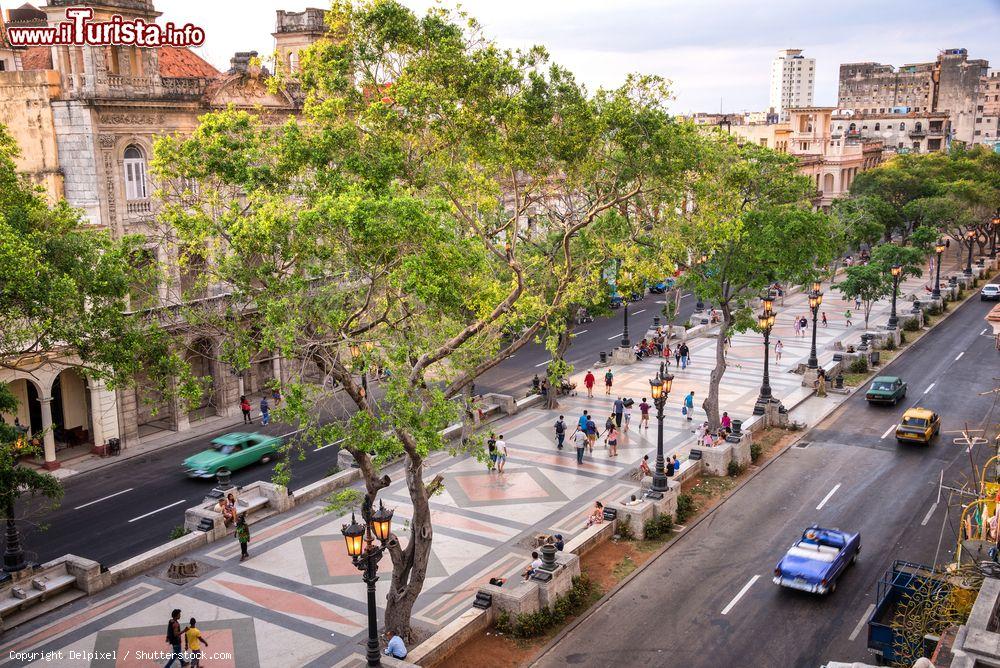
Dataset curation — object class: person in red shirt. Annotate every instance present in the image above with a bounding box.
[584,370,596,397]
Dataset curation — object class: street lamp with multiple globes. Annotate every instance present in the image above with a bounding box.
[648,363,675,493]
[887,264,902,330]
[807,284,823,369]
[753,296,777,416]
[991,210,1000,259]
[965,229,976,276]
[932,239,946,300]
[342,498,395,666]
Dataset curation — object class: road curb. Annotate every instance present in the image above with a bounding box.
[529,272,997,667]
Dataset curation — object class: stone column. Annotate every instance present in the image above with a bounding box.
[38,396,59,470]
[272,356,284,387]
[88,378,120,450]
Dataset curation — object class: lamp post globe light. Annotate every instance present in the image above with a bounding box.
[965,229,976,276]
[807,287,823,369]
[991,210,1000,259]
[648,363,674,493]
[887,264,902,330]
[753,300,777,416]
[342,498,395,666]
[932,240,946,299]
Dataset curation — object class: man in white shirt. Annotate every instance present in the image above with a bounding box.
[572,429,587,465]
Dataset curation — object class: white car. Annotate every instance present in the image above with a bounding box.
[982,284,1000,302]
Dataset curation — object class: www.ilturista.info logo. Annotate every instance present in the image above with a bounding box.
[6,7,205,47]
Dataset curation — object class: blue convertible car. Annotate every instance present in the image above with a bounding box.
[772,526,860,595]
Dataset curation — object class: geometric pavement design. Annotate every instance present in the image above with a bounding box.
[442,467,568,508]
[301,534,447,586]
[89,617,259,668]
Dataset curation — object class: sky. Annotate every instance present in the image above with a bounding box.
[160,0,1000,114]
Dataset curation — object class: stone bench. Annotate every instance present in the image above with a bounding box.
[0,571,77,618]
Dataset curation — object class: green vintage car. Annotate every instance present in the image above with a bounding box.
[183,432,281,478]
[865,376,907,405]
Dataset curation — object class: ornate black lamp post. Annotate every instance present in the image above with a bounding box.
[753,297,776,416]
[342,499,395,667]
[694,253,707,313]
[807,282,823,369]
[648,363,674,493]
[932,240,945,300]
[965,229,976,276]
[991,210,999,259]
[887,264,902,330]
[620,300,631,348]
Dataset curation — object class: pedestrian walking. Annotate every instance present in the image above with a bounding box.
[674,345,681,367]
[798,315,808,336]
[184,618,208,668]
[259,396,270,425]
[821,311,828,327]
[613,396,625,429]
[584,370,596,398]
[164,609,188,668]
[578,411,589,431]
[679,342,690,369]
[844,309,853,327]
[606,424,619,457]
[603,414,615,447]
[495,434,508,472]
[775,339,783,362]
[623,399,632,433]
[554,415,566,450]
[585,415,598,453]
[854,295,861,310]
[683,391,695,424]
[663,343,671,365]
[239,395,252,424]
[487,432,497,471]
[572,427,587,464]
[271,388,282,406]
[236,514,250,561]
[604,368,614,395]
[793,318,801,338]
[639,398,651,430]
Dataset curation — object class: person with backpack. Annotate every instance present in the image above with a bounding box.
[554,416,566,450]
[604,368,614,395]
[585,415,598,453]
[164,608,188,668]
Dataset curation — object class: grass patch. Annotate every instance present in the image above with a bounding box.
[612,554,637,579]
[842,372,869,387]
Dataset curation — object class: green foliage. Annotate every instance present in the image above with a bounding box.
[750,442,763,463]
[642,513,674,540]
[675,493,696,523]
[616,516,635,541]
[727,460,745,477]
[494,575,597,638]
[883,338,897,351]
[849,357,869,374]
[169,525,192,540]
[323,489,364,516]
[904,318,920,332]
[837,263,891,329]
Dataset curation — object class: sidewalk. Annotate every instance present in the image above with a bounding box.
[0,265,976,667]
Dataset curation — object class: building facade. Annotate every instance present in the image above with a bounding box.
[831,110,951,155]
[769,49,815,119]
[0,0,326,469]
[976,69,1000,149]
[838,48,990,146]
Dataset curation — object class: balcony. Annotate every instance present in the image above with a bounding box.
[909,129,926,138]
[125,199,153,218]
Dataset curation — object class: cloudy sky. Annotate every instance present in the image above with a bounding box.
[160,0,1000,113]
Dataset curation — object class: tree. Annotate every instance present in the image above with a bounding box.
[849,156,935,242]
[0,124,170,572]
[678,137,840,430]
[153,0,695,636]
[837,263,889,330]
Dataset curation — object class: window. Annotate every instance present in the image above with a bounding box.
[899,122,905,130]
[874,123,880,131]
[123,145,148,200]
[289,51,300,73]
[0,61,6,72]
[915,122,922,131]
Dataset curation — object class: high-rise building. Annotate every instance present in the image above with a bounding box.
[769,49,816,118]
[838,48,990,146]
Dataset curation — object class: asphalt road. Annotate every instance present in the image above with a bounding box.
[14,291,698,567]
[534,290,1000,668]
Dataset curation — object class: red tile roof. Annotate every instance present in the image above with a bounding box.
[159,46,219,78]
[20,45,52,70]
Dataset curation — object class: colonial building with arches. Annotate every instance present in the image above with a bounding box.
[0,0,325,468]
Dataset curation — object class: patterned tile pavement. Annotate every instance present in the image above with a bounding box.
[1,271,936,667]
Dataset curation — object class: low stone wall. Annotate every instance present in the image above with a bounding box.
[106,531,208,585]
[406,607,494,667]
[292,468,363,506]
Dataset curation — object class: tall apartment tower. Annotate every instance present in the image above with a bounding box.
[769,49,816,118]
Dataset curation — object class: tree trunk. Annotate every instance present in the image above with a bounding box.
[702,304,731,432]
[545,314,575,410]
[384,452,433,640]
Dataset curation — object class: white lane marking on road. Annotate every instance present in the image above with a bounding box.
[923,382,936,395]
[721,575,760,615]
[607,333,623,340]
[128,500,187,523]
[682,293,692,298]
[955,352,964,361]
[816,483,842,511]
[572,330,588,337]
[921,502,938,526]
[74,488,134,510]
[982,328,989,336]
[534,359,551,368]
[848,604,876,642]
[315,438,345,451]
[880,424,897,440]
[631,309,646,315]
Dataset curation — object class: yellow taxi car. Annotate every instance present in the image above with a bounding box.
[895,408,941,445]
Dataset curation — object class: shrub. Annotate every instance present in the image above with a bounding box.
[750,442,763,463]
[683,319,693,328]
[495,576,596,638]
[676,493,696,523]
[904,318,920,332]
[883,338,897,351]
[616,516,635,541]
[849,357,868,374]
[643,513,674,540]
[727,460,745,477]
[898,331,906,344]
[169,525,191,540]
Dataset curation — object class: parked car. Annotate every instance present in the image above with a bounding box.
[773,526,860,595]
[183,432,282,478]
[982,284,1000,301]
[865,376,907,405]
[895,408,941,445]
